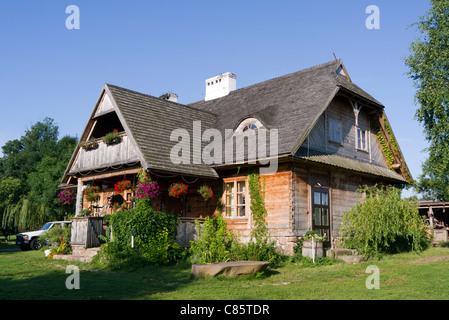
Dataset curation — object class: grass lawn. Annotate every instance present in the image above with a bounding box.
[1,239,449,301]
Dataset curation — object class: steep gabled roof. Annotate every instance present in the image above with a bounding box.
[61,84,219,184]
[189,60,384,158]
[62,59,410,184]
[106,84,219,178]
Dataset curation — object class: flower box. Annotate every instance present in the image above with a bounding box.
[102,129,122,145]
[80,140,99,150]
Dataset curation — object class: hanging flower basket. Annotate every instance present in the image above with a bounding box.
[84,185,100,202]
[114,180,132,193]
[103,129,122,145]
[58,189,75,206]
[168,183,188,198]
[136,178,160,199]
[197,185,213,201]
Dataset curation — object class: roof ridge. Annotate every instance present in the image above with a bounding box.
[188,59,340,106]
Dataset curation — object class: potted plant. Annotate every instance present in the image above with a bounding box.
[102,129,122,145]
[302,230,326,259]
[168,182,188,198]
[197,185,213,201]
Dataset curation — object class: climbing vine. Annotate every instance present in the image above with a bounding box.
[372,117,397,170]
[248,168,269,243]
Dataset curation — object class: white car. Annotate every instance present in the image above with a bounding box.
[16,221,71,250]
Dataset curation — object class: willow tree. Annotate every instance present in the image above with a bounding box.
[405,0,449,200]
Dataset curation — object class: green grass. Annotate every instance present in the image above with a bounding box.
[1,240,449,300]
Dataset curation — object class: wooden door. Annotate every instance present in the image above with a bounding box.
[311,188,331,247]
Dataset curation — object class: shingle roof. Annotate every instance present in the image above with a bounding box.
[189,59,384,158]
[105,84,219,178]
[63,59,407,183]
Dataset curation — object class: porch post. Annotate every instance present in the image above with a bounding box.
[75,178,84,217]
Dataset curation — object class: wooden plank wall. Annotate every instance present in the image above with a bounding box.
[305,95,387,167]
[70,217,103,248]
[293,162,377,247]
[72,134,139,173]
[220,163,295,252]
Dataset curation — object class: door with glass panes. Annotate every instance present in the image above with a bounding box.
[311,188,331,247]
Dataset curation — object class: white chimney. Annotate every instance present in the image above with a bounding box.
[160,92,178,103]
[205,72,236,101]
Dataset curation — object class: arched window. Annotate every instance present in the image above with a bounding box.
[236,118,263,133]
[243,123,258,132]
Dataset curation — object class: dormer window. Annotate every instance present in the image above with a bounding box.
[236,118,264,133]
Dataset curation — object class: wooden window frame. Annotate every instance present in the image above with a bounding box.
[223,178,249,219]
[329,118,342,144]
[311,188,331,247]
[356,127,369,152]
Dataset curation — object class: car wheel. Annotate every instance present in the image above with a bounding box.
[30,238,41,250]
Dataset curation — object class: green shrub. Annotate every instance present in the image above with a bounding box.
[340,185,431,257]
[230,239,285,265]
[189,214,234,264]
[105,202,182,265]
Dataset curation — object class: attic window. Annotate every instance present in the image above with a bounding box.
[329,118,342,144]
[243,123,258,131]
[236,118,264,133]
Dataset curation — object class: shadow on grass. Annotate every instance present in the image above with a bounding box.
[0,244,285,300]
[0,250,197,300]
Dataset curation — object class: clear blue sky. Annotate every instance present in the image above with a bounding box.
[0,0,431,197]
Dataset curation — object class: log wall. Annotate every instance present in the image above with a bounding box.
[220,163,296,253]
[293,162,377,248]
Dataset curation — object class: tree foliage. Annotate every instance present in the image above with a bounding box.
[404,0,449,200]
[340,186,431,257]
[0,118,77,233]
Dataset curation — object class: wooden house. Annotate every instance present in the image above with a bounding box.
[60,59,411,253]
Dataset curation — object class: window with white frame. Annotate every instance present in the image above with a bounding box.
[357,127,369,151]
[329,118,342,144]
[224,180,247,218]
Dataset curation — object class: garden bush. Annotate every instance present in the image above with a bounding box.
[101,200,183,266]
[189,214,234,264]
[340,185,431,257]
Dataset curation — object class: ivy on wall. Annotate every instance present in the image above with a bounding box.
[248,168,269,243]
[372,116,400,170]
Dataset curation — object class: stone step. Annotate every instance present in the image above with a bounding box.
[326,248,365,263]
[53,246,100,263]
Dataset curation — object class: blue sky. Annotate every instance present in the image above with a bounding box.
[0,1,431,197]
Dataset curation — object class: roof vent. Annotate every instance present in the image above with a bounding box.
[205,72,236,101]
[160,92,178,103]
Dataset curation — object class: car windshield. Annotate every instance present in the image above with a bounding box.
[40,222,53,230]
